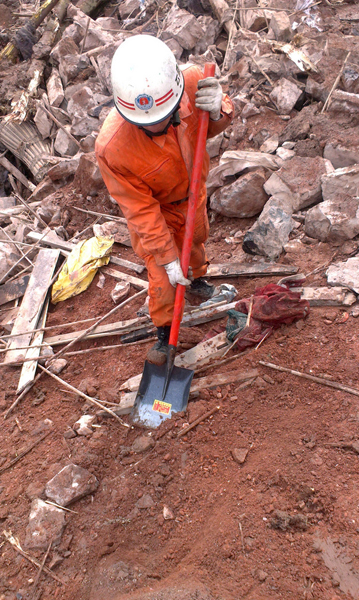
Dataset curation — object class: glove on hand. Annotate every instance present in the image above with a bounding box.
[164,259,191,288]
[195,77,223,121]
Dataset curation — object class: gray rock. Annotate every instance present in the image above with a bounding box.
[327,257,359,294]
[162,7,204,50]
[206,132,224,158]
[97,42,124,94]
[266,156,328,211]
[45,463,99,506]
[210,169,269,218]
[132,436,155,454]
[276,147,295,161]
[25,499,65,550]
[305,197,359,242]
[269,11,292,42]
[164,38,183,60]
[193,15,220,55]
[58,54,90,87]
[34,104,53,140]
[70,116,99,137]
[50,37,79,64]
[46,69,64,108]
[260,134,279,154]
[231,447,248,464]
[321,164,359,206]
[119,0,141,20]
[47,157,80,182]
[242,193,295,260]
[324,143,359,169]
[54,128,78,157]
[136,493,155,509]
[241,102,260,119]
[48,358,68,375]
[269,78,302,115]
[74,152,105,194]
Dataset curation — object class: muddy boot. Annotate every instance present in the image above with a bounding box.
[146,325,171,366]
[189,277,215,299]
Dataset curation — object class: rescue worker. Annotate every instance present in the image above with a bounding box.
[96,35,234,366]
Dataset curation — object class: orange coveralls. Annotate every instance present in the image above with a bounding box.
[95,64,234,327]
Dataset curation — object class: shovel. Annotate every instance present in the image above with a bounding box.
[131,62,215,428]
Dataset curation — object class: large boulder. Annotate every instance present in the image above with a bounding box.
[305,196,359,242]
[210,169,269,218]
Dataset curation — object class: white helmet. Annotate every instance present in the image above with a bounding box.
[111,35,184,126]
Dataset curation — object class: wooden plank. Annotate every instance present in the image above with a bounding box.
[0,275,30,306]
[3,249,60,364]
[182,301,237,327]
[44,315,150,347]
[0,200,41,219]
[102,267,148,290]
[17,296,50,394]
[206,263,298,278]
[190,368,258,393]
[120,332,228,392]
[27,231,145,275]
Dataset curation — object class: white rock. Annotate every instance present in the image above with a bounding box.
[327,257,359,294]
[324,143,359,170]
[73,414,96,436]
[54,128,78,157]
[276,147,296,161]
[45,463,99,506]
[260,134,279,154]
[321,164,359,203]
[47,69,64,108]
[305,197,359,242]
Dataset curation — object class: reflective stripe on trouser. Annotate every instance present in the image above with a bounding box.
[132,195,209,327]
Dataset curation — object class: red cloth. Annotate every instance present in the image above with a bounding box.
[233,284,310,351]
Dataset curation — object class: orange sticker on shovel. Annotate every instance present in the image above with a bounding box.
[153,399,172,415]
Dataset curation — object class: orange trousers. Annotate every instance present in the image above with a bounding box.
[131,196,209,327]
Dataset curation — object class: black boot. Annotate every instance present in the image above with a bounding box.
[146,325,171,366]
[189,277,215,299]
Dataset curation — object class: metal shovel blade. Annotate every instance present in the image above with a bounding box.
[131,360,194,428]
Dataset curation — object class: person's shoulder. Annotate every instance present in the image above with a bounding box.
[95,107,128,158]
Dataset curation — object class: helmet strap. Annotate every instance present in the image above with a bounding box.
[139,110,181,138]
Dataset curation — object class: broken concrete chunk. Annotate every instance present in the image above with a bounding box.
[25,499,65,550]
[162,7,204,50]
[242,193,295,260]
[164,38,183,60]
[231,447,248,464]
[46,69,64,108]
[58,54,90,87]
[132,435,155,454]
[210,169,269,218]
[305,197,359,242]
[50,37,79,64]
[327,257,359,294]
[324,143,359,170]
[321,164,359,205]
[45,463,99,506]
[54,128,79,157]
[269,11,292,42]
[269,78,302,115]
[206,132,224,158]
[119,0,141,20]
[73,153,105,195]
[34,104,53,139]
[260,134,279,154]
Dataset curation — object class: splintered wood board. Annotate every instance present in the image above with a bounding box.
[4,249,60,364]
[120,332,228,392]
[27,230,145,274]
[0,275,30,306]
[207,263,298,278]
[44,315,150,347]
[17,296,50,394]
[101,267,149,290]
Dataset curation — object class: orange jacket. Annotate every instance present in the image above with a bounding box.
[95,64,234,266]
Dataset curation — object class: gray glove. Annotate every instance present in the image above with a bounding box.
[195,77,223,121]
[164,259,191,287]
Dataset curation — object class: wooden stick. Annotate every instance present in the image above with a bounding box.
[12,191,48,228]
[4,376,41,419]
[40,101,81,149]
[72,206,127,224]
[245,51,274,87]
[0,430,51,474]
[30,541,52,600]
[177,405,220,438]
[3,532,64,584]
[80,15,91,53]
[0,226,34,267]
[37,364,129,427]
[321,52,351,113]
[259,360,359,397]
[195,351,246,375]
[0,156,35,191]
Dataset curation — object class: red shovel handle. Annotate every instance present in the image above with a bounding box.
[169,62,216,347]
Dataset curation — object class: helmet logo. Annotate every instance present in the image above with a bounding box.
[135,94,154,110]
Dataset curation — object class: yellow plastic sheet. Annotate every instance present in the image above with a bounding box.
[51,236,114,304]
